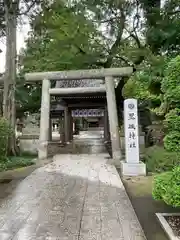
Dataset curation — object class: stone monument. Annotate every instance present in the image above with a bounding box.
[19,113,40,154]
[121,98,146,176]
[22,113,40,135]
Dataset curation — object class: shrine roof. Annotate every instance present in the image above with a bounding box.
[50,78,122,114]
[51,79,106,101]
[50,94,106,112]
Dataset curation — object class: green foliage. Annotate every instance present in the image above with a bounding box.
[161,55,180,105]
[122,72,149,101]
[152,171,172,201]
[16,78,42,117]
[0,156,35,172]
[160,57,180,151]
[144,146,180,173]
[0,117,36,170]
[164,131,180,152]
[123,55,168,117]
[152,56,180,207]
[17,1,105,115]
[21,1,104,73]
[163,108,180,151]
[0,118,12,160]
[153,166,180,207]
[15,0,180,118]
[164,108,180,131]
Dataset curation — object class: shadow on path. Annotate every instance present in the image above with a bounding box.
[0,154,146,240]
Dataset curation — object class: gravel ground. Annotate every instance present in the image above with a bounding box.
[166,216,180,238]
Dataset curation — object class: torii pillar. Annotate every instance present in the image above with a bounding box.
[69,110,73,141]
[59,116,65,144]
[38,79,50,159]
[64,106,70,143]
[105,76,122,165]
[104,106,109,141]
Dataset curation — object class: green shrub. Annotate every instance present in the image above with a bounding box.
[161,55,180,104]
[0,118,12,160]
[144,146,180,173]
[152,171,172,200]
[153,166,180,207]
[161,56,180,152]
[164,131,180,152]
[163,108,180,152]
[164,109,180,132]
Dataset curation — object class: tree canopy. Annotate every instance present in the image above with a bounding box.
[1,0,180,118]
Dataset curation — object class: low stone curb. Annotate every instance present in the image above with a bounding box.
[0,157,53,183]
[156,213,180,240]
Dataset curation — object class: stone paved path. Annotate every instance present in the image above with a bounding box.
[0,154,146,240]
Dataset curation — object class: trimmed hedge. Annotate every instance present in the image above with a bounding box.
[152,172,172,200]
[153,166,180,207]
[163,109,180,152]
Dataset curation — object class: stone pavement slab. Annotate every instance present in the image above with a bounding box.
[0,154,146,240]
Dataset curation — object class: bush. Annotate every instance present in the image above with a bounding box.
[161,55,180,104]
[152,171,172,200]
[161,56,180,152]
[153,166,180,207]
[163,108,180,152]
[0,118,12,160]
[164,108,180,132]
[164,131,180,152]
[144,146,180,173]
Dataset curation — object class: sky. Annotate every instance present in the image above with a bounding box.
[0,22,30,73]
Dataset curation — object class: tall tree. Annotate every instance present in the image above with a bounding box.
[0,0,42,154]
[16,0,105,115]
[17,0,180,122]
[3,0,19,154]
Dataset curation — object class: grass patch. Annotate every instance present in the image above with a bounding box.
[123,176,153,197]
[19,151,38,158]
[0,155,35,172]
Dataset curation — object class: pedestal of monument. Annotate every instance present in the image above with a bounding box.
[121,161,146,176]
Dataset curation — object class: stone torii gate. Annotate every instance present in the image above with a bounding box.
[25,67,133,164]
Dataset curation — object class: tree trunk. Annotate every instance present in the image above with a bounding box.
[3,1,19,155]
[0,89,3,116]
